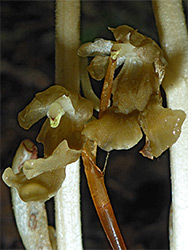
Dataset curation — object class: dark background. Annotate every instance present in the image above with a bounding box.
[1,1,187,249]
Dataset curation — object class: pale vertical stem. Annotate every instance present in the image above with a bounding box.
[55,0,82,249]
[55,160,82,250]
[152,0,188,249]
[55,0,80,93]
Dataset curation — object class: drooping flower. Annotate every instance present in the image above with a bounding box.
[3,85,93,202]
[2,140,72,202]
[78,25,186,159]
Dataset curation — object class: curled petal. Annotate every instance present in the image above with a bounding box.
[109,25,135,43]
[110,25,164,64]
[82,109,142,151]
[12,139,38,174]
[23,140,81,179]
[78,38,113,57]
[2,139,67,202]
[18,85,69,130]
[3,140,55,249]
[88,55,109,80]
[139,97,186,159]
[2,139,80,202]
[3,167,65,202]
[81,58,100,111]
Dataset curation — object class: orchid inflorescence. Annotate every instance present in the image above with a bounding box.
[3,24,185,204]
[2,25,186,249]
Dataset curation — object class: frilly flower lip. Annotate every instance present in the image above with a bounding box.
[79,25,186,159]
[2,139,81,202]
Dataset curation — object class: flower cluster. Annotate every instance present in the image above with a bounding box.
[2,25,186,202]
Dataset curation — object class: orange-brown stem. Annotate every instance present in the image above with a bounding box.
[82,146,127,250]
[99,49,119,119]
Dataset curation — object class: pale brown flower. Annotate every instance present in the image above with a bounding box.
[3,85,93,202]
[79,25,186,159]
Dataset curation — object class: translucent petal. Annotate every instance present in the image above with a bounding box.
[110,25,164,65]
[78,38,113,57]
[69,91,93,123]
[23,140,81,179]
[18,85,69,130]
[3,167,65,202]
[109,25,135,43]
[139,97,186,158]
[11,139,38,174]
[80,58,100,111]
[82,109,143,151]
[87,55,109,80]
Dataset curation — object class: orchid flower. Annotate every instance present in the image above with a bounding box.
[3,85,93,202]
[78,25,186,159]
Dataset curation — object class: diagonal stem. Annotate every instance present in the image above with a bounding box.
[99,49,119,119]
[82,140,127,250]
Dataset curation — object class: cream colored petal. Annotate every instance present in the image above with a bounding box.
[82,110,142,151]
[110,25,165,65]
[69,91,93,123]
[80,58,100,111]
[23,140,81,179]
[18,85,69,130]
[78,38,113,57]
[140,98,186,158]
[11,139,38,174]
[87,55,109,80]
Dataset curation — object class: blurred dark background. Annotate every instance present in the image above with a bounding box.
[1,1,187,249]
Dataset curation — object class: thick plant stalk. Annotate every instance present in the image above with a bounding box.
[152,0,188,249]
[55,0,82,249]
[55,0,80,93]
